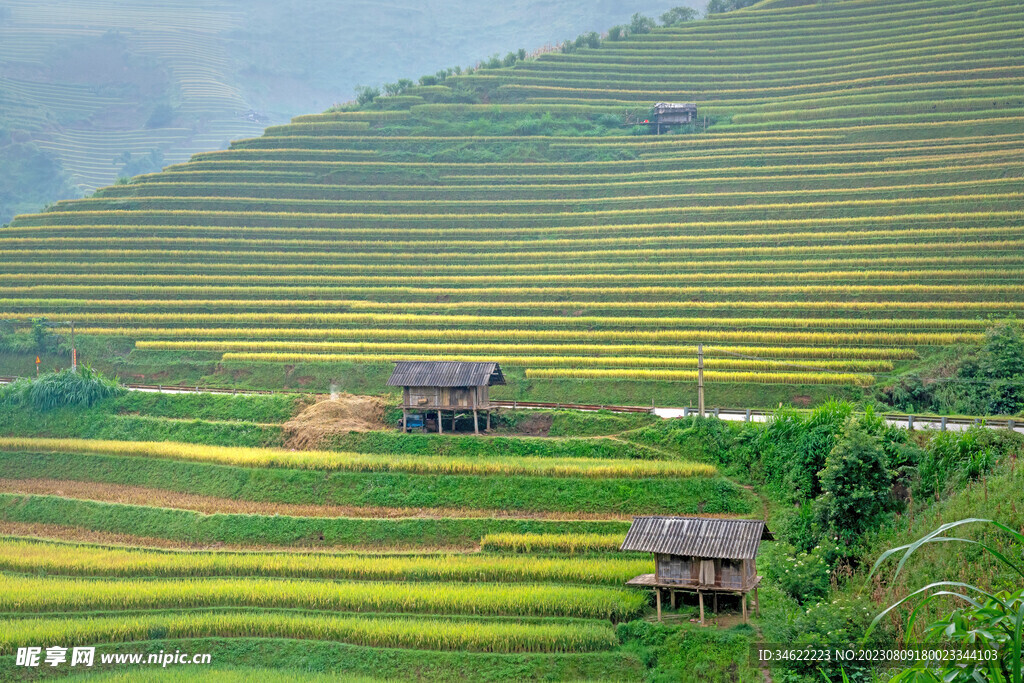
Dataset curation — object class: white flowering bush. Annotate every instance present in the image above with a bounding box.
[763,538,839,604]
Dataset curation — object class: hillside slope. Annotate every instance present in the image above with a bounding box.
[0,0,687,222]
[2,0,1023,406]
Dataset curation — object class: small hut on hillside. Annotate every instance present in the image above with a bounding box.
[622,516,772,624]
[651,102,698,133]
[387,361,505,434]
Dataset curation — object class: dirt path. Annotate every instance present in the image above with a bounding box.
[0,478,634,522]
[0,521,479,553]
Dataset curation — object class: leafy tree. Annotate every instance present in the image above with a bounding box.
[661,7,699,25]
[31,318,52,352]
[879,324,1024,414]
[980,324,1024,378]
[814,421,893,544]
[629,13,656,35]
[145,103,175,128]
[757,400,853,501]
[607,25,627,41]
[116,149,164,178]
[354,85,379,106]
[706,0,758,14]
[383,79,413,96]
[954,324,1024,414]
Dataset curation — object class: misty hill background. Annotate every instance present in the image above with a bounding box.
[0,0,695,224]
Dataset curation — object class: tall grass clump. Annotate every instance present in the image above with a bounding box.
[0,367,123,411]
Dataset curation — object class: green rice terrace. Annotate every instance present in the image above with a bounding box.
[1,376,1023,681]
[3,1,1024,681]
[1,0,1023,409]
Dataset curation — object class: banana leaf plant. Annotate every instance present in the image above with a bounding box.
[865,518,1024,683]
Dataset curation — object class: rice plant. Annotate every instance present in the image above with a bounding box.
[481,533,627,554]
[0,574,647,620]
[0,437,718,478]
[0,612,619,654]
[0,537,652,585]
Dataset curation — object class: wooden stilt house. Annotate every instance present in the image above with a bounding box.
[651,102,698,133]
[622,516,772,624]
[387,361,505,434]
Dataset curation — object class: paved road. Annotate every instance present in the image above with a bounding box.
[653,408,1024,433]
[2,376,1019,433]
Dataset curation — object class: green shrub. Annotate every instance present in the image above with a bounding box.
[617,620,760,681]
[814,420,894,545]
[757,400,854,502]
[766,595,893,682]
[916,427,1012,499]
[624,416,750,466]
[0,367,123,411]
[762,539,839,604]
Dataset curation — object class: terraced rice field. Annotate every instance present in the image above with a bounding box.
[4,0,1023,397]
[0,0,266,193]
[0,392,744,678]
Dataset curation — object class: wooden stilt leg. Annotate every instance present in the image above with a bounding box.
[486,410,491,431]
[656,589,662,622]
[713,592,718,613]
[670,590,676,609]
[742,592,748,623]
[452,412,456,432]
[473,409,479,434]
[437,410,442,434]
[698,590,704,625]
[754,587,760,617]
[402,409,407,431]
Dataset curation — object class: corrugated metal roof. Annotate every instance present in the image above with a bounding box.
[653,101,697,111]
[620,516,772,560]
[386,361,506,388]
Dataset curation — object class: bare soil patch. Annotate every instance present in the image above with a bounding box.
[517,412,554,436]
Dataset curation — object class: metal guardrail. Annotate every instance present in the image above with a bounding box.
[491,401,1020,430]
[490,399,653,414]
[681,406,1019,431]
[0,376,1018,429]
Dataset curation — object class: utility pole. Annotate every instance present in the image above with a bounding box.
[70,321,77,372]
[697,343,705,418]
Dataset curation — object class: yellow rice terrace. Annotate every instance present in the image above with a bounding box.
[2,0,1023,406]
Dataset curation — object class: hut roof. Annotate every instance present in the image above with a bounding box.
[620,516,773,560]
[653,101,697,112]
[386,361,506,388]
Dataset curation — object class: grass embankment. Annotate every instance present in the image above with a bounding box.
[0,637,646,682]
[0,494,634,549]
[0,391,304,448]
[0,479,635,521]
[327,431,662,460]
